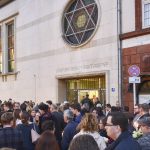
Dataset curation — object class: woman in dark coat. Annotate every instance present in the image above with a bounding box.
[17,111,39,150]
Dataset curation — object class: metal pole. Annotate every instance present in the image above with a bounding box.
[117,0,123,107]
[34,74,37,104]
[133,83,136,106]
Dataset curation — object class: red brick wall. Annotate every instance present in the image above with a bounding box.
[123,44,150,110]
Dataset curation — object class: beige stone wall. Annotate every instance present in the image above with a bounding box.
[0,0,119,105]
[121,0,135,33]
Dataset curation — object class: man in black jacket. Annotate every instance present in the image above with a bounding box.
[105,112,141,150]
[61,109,78,150]
[38,103,54,132]
[81,94,93,110]
[50,104,64,148]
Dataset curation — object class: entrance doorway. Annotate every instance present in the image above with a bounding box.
[65,75,106,105]
[78,90,99,102]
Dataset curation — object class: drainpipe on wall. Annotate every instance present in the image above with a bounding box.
[117,0,123,108]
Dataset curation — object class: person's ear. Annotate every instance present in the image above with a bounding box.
[117,125,122,132]
[10,120,14,127]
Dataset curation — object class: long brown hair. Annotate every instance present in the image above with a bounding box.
[35,131,59,150]
[78,113,99,132]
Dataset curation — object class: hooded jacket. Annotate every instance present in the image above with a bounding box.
[73,130,106,150]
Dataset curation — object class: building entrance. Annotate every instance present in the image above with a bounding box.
[65,76,106,105]
[78,90,99,102]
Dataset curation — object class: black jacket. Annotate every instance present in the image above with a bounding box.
[105,131,141,150]
[52,111,65,146]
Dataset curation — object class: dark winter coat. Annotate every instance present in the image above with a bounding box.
[17,123,39,150]
[105,131,141,150]
[138,133,150,150]
[61,120,78,150]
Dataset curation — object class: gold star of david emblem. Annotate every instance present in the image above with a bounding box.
[76,14,87,28]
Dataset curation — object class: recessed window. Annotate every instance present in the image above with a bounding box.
[142,0,150,28]
[62,0,99,46]
[7,22,15,72]
[0,20,15,74]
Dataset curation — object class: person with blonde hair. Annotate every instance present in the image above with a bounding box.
[74,113,106,150]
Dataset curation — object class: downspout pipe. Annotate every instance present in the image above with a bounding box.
[117,0,123,108]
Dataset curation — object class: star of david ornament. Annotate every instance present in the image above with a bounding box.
[62,0,99,46]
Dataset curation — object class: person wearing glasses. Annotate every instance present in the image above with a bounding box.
[105,112,141,150]
[98,117,113,145]
[137,116,150,149]
[133,104,141,121]
[133,103,150,130]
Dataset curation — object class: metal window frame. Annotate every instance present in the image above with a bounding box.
[0,18,16,74]
[142,0,150,28]
[6,21,15,72]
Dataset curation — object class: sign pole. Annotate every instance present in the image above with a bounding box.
[128,65,140,107]
[133,83,136,106]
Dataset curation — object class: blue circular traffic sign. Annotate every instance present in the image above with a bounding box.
[128,65,140,77]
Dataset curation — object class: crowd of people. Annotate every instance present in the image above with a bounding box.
[0,95,149,150]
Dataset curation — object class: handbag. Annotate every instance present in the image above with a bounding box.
[31,123,40,143]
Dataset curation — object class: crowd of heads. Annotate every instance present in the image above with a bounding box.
[0,96,149,150]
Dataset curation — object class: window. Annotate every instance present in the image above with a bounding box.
[62,0,99,46]
[0,19,15,74]
[142,0,150,28]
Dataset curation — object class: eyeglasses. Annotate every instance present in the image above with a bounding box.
[137,125,146,130]
[105,123,116,127]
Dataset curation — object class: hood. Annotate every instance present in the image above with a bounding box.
[80,130,101,140]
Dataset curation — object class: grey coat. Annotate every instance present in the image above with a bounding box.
[138,133,150,150]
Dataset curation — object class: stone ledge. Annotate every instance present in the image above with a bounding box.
[0,71,19,81]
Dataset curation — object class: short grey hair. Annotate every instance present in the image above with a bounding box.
[64,109,74,120]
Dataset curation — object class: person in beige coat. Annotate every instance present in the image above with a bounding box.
[73,113,106,150]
